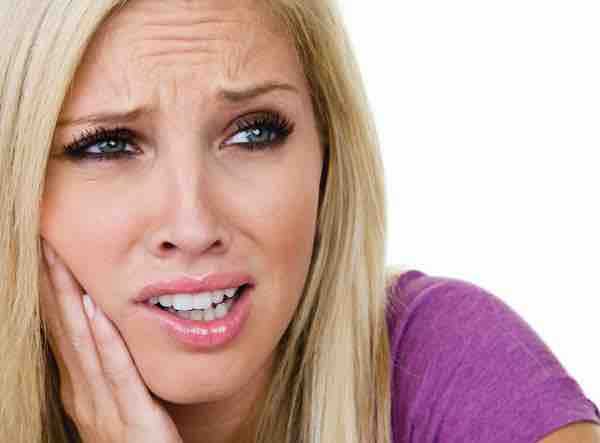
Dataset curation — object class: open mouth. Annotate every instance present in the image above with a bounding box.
[152,283,251,321]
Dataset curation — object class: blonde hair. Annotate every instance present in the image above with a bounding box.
[0,1,409,442]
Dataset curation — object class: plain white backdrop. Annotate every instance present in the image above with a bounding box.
[339,1,599,407]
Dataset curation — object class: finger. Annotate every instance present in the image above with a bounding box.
[40,241,85,418]
[87,297,158,425]
[39,243,75,392]
[41,240,115,416]
[42,241,155,423]
[42,241,95,372]
[39,247,63,343]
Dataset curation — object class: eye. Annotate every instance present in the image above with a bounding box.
[60,126,140,162]
[59,110,295,163]
[223,110,295,152]
[228,126,277,145]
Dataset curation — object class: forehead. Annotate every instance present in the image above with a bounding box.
[60,0,305,119]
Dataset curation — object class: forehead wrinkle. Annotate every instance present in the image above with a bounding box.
[99,0,286,86]
[222,35,257,85]
[132,14,253,43]
[61,1,303,128]
[136,42,221,63]
[122,0,257,16]
[130,22,248,58]
[159,71,188,136]
[113,0,268,39]
[130,18,264,77]
[135,36,266,90]
[138,16,252,30]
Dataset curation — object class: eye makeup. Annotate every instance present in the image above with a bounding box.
[60,110,295,162]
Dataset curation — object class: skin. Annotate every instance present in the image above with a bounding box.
[538,421,600,442]
[40,0,323,442]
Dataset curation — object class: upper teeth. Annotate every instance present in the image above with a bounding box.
[150,287,239,311]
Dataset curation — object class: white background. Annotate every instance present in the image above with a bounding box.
[340,1,600,407]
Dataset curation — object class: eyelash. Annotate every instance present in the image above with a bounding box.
[61,111,295,162]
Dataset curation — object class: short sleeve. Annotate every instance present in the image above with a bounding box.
[387,272,600,443]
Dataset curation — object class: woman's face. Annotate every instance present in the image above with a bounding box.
[41,0,323,415]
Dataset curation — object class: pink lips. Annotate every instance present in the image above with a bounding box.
[135,272,256,303]
[139,283,254,351]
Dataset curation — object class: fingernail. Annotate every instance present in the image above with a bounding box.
[83,294,95,320]
[43,241,56,265]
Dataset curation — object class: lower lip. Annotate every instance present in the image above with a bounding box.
[138,285,253,351]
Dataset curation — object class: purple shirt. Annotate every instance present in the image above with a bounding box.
[386,269,600,442]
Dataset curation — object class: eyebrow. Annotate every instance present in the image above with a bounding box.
[56,81,300,127]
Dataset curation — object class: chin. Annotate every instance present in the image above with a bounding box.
[146,377,239,405]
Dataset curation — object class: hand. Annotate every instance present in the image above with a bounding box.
[40,239,183,443]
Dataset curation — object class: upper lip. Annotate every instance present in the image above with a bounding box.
[135,272,255,303]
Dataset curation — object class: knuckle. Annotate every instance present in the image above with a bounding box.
[104,364,132,386]
[94,327,119,348]
[67,333,88,352]
[53,324,86,351]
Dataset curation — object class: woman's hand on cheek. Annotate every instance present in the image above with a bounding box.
[40,239,183,443]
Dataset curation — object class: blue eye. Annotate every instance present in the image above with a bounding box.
[226,111,294,152]
[61,127,140,162]
[227,126,277,148]
[61,111,295,162]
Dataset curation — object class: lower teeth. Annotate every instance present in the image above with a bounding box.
[169,299,233,321]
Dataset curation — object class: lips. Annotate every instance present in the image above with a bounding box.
[137,283,254,350]
[135,272,256,303]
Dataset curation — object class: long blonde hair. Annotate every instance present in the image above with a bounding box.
[0,1,408,442]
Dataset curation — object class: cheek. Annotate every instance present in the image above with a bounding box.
[40,175,134,298]
[247,164,320,328]
[245,156,320,264]
[269,189,317,268]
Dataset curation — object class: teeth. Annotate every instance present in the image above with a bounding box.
[173,294,193,311]
[193,294,212,310]
[215,303,228,319]
[154,286,240,309]
[158,294,173,307]
[155,294,237,322]
[190,309,205,321]
[204,308,216,321]
[207,288,237,305]
[211,292,224,304]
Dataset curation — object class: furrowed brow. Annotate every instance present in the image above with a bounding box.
[57,106,151,128]
[217,81,299,103]
[56,81,300,128]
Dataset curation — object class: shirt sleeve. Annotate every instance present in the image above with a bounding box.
[388,274,600,443]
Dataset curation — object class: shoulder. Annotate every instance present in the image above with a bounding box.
[385,268,506,352]
[384,268,600,443]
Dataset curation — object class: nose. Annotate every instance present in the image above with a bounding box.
[147,158,231,263]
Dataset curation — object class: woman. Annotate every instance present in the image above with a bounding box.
[0,1,598,442]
